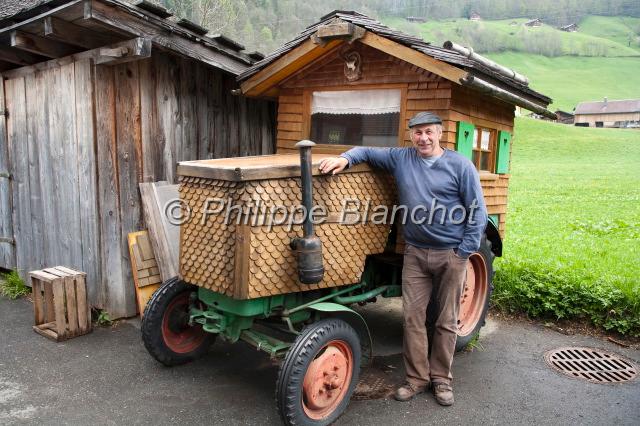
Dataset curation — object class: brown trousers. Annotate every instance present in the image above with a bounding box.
[402,245,468,386]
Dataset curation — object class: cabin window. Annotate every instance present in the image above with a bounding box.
[310,89,401,146]
[472,128,496,172]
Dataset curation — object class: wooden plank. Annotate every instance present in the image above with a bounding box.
[5,77,31,281]
[64,274,79,336]
[33,325,59,341]
[139,182,178,281]
[10,30,79,59]
[114,60,142,318]
[195,63,211,159]
[154,53,179,183]
[51,279,67,339]
[44,16,115,49]
[179,57,198,162]
[240,38,344,97]
[0,76,16,269]
[74,58,101,307]
[35,68,55,272]
[74,273,90,333]
[94,63,125,318]
[138,57,160,182]
[57,62,84,274]
[24,73,44,272]
[43,280,55,322]
[32,278,44,325]
[0,48,46,66]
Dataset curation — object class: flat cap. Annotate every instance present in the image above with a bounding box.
[408,111,442,128]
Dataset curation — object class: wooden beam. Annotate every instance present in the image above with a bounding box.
[95,37,151,65]
[44,16,115,49]
[1,37,150,79]
[10,30,79,59]
[0,0,85,37]
[240,38,344,97]
[0,47,46,66]
[359,31,467,85]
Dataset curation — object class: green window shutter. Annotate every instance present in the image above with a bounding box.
[456,121,474,160]
[496,130,512,174]
[488,214,499,228]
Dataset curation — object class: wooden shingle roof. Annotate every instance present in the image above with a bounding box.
[238,10,551,106]
[0,0,259,75]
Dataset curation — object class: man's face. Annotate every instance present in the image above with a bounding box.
[410,123,443,158]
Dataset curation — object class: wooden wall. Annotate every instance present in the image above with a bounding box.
[574,112,640,127]
[2,51,275,318]
[272,41,514,236]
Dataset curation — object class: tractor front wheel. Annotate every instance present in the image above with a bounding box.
[276,318,361,426]
[142,277,215,366]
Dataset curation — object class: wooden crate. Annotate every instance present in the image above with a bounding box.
[30,266,92,341]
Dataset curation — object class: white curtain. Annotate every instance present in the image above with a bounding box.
[311,89,401,115]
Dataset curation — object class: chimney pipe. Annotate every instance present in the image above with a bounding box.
[290,140,324,284]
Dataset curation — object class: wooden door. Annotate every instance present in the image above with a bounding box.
[0,80,16,269]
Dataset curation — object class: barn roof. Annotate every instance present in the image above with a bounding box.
[575,99,640,115]
[0,0,257,75]
[237,10,553,115]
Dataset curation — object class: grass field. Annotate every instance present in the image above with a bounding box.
[494,117,640,335]
[484,53,640,112]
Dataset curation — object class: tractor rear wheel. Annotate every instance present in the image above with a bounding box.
[276,318,361,426]
[455,237,494,351]
[142,277,215,366]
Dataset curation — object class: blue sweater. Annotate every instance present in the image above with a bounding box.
[341,147,488,258]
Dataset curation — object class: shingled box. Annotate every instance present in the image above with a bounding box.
[177,154,396,299]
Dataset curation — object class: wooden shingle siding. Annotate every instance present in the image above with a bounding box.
[2,51,276,318]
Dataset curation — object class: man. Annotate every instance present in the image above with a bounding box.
[319,112,487,406]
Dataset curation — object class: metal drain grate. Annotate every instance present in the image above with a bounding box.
[353,369,395,400]
[545,347,638,384]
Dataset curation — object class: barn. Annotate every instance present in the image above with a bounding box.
[0,0,275,318]
[574,98,640,128]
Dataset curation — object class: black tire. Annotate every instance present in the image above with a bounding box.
[276,318,361,426]
[454,237,494,352]
[141,277,215,366]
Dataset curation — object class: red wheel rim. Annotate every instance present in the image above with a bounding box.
[161,292,207,353]
[302,340,354,420]
[458,252,488,336]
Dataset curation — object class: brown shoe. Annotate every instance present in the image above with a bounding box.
[394,382,427,402]
[433,382,454,406]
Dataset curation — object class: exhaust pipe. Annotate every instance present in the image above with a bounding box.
[290,140,324,284]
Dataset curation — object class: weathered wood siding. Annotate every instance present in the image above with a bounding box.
[273,43,514,237]
[0,82,16,268]
[2,51,275,318]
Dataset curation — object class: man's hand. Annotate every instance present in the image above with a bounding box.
[319,157,349,175]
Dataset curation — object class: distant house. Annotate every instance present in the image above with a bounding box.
[554,110,575,124]
[574,98,640,128]
[405,16,426,23]
[524,18,542,27]
[469,12,481,21]
[560,23,578,32]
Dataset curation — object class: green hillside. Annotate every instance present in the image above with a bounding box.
[484,53,640,111]
[495,117,640,334]
[382,16,640,57]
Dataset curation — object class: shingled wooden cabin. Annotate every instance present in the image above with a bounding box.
[0,0,275,318]
[237,11,555,248]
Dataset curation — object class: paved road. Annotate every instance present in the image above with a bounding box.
[1,296,638,425]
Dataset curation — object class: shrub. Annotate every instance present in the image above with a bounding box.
[0,270,30,299]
